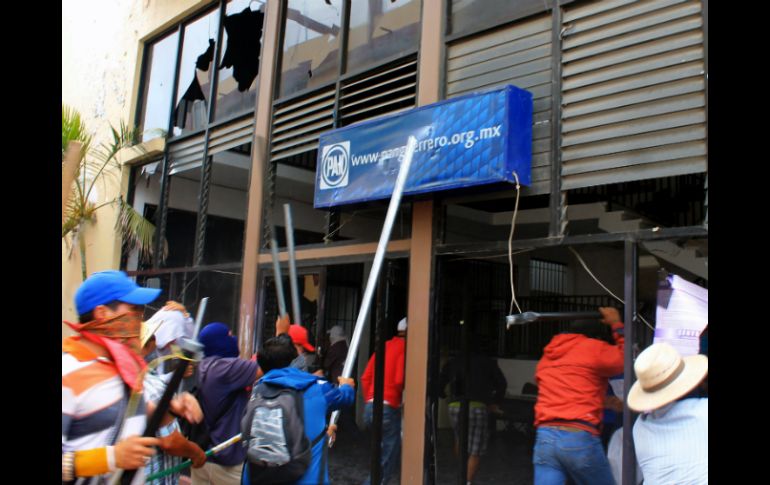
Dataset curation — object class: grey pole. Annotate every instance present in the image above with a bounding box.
[622,239,638,485]
[328,135,418,442]
[283,203,302,326]
[192,297,210,339]
[269,233,288,317]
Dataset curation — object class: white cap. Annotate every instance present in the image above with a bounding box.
[397,317,408,332]
[149,309,194,348]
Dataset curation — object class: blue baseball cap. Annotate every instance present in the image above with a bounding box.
[75,270,162,315]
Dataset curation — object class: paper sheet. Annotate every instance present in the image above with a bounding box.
[654,275,708,356]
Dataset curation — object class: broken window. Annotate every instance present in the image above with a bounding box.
[215,0,265,121]
[174,8,220,136]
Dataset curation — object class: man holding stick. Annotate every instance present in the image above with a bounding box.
[62,271,202,484]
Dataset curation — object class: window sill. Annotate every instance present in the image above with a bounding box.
[116,138,166,166]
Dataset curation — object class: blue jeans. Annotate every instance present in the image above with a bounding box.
[533,427,616,485]
[362,402,401,485]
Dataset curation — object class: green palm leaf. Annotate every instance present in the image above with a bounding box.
[116,197,166,265]
[62,105,159,277]
[62,105,91,162]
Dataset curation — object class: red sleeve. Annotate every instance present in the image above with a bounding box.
[361,354,375,396]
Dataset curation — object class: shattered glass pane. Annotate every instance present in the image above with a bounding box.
[173,8,220,136]
[215,0,265,121]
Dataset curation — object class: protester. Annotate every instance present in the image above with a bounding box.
[532,307,624,485]
[438,337,507,485]
[62,270,202,484]
[145,304,196,390]
[361,317,408,485]
[627,342,708,485]
[243,333,356,484]
[323,325,349,384]
[321,324,359,441]
[288,323,318,373]
[141,316,207,484]
[191,322,261,485]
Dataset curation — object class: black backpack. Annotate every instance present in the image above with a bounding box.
[241,381,328,485]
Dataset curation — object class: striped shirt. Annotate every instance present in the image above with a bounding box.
[62,337,147,484]
[143,369,182,485]
[632,398,708,485]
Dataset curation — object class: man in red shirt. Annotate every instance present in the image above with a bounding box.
[361,317,407,485]
[533,307,624,485]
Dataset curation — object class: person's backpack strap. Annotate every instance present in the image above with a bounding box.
[311,427,328,485]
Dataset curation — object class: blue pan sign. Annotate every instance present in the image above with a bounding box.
[314,85,533,208]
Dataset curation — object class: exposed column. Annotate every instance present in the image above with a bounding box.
[238,0,283,356]
[400,1,443,482]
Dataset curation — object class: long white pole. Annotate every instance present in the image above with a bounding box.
[283,204,302,326]
[328,136,417,441]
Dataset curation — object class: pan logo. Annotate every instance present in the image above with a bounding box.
[320,142,350,190]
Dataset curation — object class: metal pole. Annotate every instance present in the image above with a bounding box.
[118,339,203,485]
[283,203,302,325]
[269,232,288,317]
[622,239,638,485]
[458,313,470,485]
[370,263,389,485]
[328,135,418,437]
[191,297,210,339]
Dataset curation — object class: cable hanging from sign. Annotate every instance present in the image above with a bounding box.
[508,171,523,315]
[568,246,655,331]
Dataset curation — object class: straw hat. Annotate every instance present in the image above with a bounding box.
[627,342,708,412]
[140,318,164,348]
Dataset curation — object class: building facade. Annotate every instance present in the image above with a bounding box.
[64,1,708,483]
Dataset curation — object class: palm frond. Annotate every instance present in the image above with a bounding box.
[62,105,91,162]
[62,105,156,277]
[116,197,157,264]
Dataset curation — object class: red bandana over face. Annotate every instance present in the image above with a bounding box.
[64,311,147,391]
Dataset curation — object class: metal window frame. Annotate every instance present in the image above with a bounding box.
[146,1,264,271]
[266,0,420,250]
[193,0,229,266]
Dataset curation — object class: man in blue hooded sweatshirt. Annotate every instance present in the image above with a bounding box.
[244,333,356,485]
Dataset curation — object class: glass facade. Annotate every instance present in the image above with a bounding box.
[174,9,221,136]
[279,0,343,98]
[346,0,420,73]
[214,0,264,121]
[138,32,179,141]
